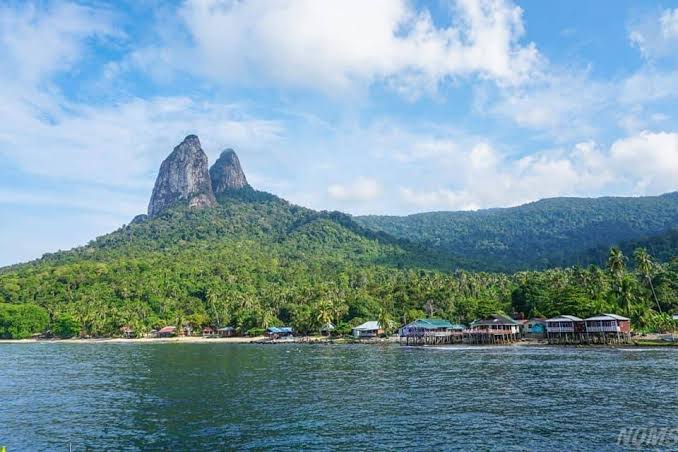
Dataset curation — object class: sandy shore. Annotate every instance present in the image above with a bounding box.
[0,335,395,345]
[1,335,674,346]
[0,336,266,345]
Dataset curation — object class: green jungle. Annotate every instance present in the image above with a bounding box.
[1,187,677,339]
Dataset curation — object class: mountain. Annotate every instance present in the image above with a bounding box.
[148,135,216,217]
[356,193,678,272]
[1,135,678,339]
[209,149,250,194]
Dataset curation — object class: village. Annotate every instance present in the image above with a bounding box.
[125,312,661,347]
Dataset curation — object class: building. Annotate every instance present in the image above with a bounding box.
[584,314,631,344]
[266,326,294,338]
[217,327,236,337]
[320,322,335,336]
[399,319,464,345]
[202,327,217,338]
[352,321,383,338]
[545,315,585,344]
[158,326,177,338]
[464,315,521,344]
[526,318,547,338]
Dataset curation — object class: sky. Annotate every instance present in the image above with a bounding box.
[1,0,678,266]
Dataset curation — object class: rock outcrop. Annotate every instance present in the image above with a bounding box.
[148,135,217,217]
[209,148,250,194]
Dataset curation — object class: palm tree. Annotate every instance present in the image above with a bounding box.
[378,307,395,335]
[607,247,627,298]
[607,248,626,281]
[618,276,636,317]
[634,248,662,313]
[315,300,334,329]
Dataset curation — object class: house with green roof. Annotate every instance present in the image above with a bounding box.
[399,318,464,346]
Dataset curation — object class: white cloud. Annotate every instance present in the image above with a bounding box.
[482,64,678,139]
[398,131,678,211]
[610,131,678,193]
[0,96,284,189]
[328,177,382,202]
[481,69,612,138]
[660,8,678,39]
[0,2,287,240]
[177,0,540,96]
[0,2,115,84]
[629,7,678,59]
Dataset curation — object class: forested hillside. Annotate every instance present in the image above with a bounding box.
[1,136,677,339]
[356,192,678,271]
[1,190,677,339]
[579,228,678,267]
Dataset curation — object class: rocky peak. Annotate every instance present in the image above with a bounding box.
[147,135,217,217]
[209,148,250,194]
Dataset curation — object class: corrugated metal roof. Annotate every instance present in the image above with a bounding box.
[353,321,381,331]
[406,319,464,330]
[267,326,293,333]
[546,315,583,322]
[472,314,519,326]
[158,326,176,333]
[585,314,630,321]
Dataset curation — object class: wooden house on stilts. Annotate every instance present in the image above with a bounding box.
[398,319,464,346]
[545,315,585,344]
[463,315,521,344]
[583,314,631,344]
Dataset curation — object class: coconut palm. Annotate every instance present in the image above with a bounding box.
[377,307,396,335]
[634,248,662,313]
[607,248,626,280]
[618,276,637,317]
[314,300,334,330]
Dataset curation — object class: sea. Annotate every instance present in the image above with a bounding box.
[1,343,677,451]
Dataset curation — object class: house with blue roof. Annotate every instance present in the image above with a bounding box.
[266,326,294,338]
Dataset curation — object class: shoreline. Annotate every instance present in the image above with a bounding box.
[1,336,675,347]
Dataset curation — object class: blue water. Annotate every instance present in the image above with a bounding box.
[1,343,677,451]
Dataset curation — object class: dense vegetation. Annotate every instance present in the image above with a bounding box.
[1,190,677,338]
[579,228,678,267]
[357,192,678,272]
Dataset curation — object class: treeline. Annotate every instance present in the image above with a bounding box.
[1,244,675,339]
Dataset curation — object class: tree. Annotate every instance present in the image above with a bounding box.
[618,276,637,317]
[314,300,334,331]
[634,248,662,313]
[0,303,49,339]
[607,248,626,281]
[377,307,396,335]
[53,314,80,338]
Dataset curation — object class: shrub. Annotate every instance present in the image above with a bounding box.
[0,303,49,339]
[53,315,80,338]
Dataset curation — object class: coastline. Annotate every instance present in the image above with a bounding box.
[1,335,675,347]
[0,336,265,345]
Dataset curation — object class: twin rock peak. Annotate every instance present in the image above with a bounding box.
[147,135,249,217]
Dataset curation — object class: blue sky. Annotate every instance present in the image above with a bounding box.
[1,0,678,266]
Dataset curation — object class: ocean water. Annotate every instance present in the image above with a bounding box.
[1,343,677,451]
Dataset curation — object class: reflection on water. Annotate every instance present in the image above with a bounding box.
[1,343,677,450]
